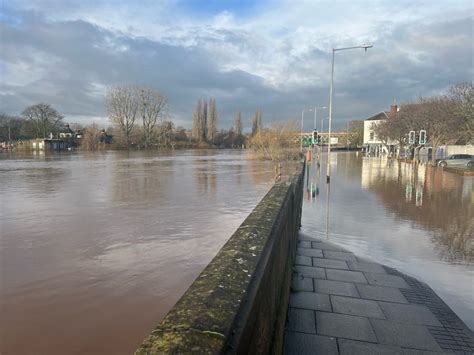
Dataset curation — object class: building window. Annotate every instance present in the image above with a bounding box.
[370,132,374,141]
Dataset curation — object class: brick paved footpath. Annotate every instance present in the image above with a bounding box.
[284,235,474,354]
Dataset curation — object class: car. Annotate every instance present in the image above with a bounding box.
[437,154,474,168]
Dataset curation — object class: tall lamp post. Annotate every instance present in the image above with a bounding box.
[326,44,372,183]
[313,106,327,130]
[300,108,313,153]
[320,116,329,145]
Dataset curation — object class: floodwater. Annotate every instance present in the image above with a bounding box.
[0,150,278,355]
[303,151,473,329]
[1,151,472,354]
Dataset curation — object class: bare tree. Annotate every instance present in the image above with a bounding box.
[252,109,262,136]
[347,120,364,148]
[415,96,461,160]
[449,82,473,144]
[207,97,218,143]
[234,110,242,136]
[249,120,299,161]
[106,86,139,148]
[192,100,203,142]
[157,121,175,149]
[82,123,102,150]
[375,108,411,157]
[138,87,167,148]
[376,96,464,160]
[22,103,63,138]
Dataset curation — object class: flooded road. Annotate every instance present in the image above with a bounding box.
[1,150,472,354]
[303,152,473,329]
[0,150,277,355]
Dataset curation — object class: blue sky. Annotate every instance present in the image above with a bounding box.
[0,0,472,130]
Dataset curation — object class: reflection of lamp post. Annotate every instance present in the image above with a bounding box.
[313,106,327,130]
[300,108,313,153]
[327,44,373,183]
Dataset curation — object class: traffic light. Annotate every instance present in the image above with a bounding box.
[419,130,426,145]
[408,131,415,145]
[312,130,318,144]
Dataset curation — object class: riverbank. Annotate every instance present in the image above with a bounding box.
[285,234,474,354]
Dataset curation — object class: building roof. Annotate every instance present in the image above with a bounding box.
[365,111,389,121]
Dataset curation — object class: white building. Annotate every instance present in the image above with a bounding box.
[363,105,398,155]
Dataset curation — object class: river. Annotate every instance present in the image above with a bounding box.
[0,150,472,354]
[0,150,277,354]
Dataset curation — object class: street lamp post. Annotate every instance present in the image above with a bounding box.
[300,108,313,153]
[320,116,329,148]
[313,106,327,130]
[326,44,372,183]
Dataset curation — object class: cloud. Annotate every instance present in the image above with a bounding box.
[0,1,472,130]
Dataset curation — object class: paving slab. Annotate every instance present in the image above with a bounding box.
[331,295,385,319]
[326,269,367,283]
[294,265,326,279]
[297,247,324,258]
[295,255,312,266]
[311,241,345,251]
[370,319,442,351]
[356,284,408,304]
[285,307,316,334]
[297,240,312,248]
[314,279,359,297]
[284,331,338,355]
[323,250,357,261]
[348,260,387,274]
[378,302,442,326]
[291,273,313,292]
[364,272,410,289]
[284,236,474,354]
[289,292,331,311]
[339,339,421,355]
[316,311,377,342]
[312,257,348,270]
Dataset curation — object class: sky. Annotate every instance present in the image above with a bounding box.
[0,0,472,131]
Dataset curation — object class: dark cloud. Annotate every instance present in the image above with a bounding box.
[0,8,472,131]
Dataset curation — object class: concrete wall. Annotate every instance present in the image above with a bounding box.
[135,163,305,355]
[437,145,474,158]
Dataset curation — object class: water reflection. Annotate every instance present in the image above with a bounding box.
[301,152,473,329]
[362,158,473,262]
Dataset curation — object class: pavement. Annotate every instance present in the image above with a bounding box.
[283,235,474,354]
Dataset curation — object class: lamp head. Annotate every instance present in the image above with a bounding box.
[362,44,373,51]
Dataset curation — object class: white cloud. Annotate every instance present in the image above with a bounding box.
[1,1,472,129]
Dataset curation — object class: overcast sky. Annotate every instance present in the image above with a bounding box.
[0,0,472,131]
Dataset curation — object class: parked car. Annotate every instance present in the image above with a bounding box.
[437,154,474,168]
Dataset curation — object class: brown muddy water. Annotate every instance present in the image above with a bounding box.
[0,150,472,354]
[0,150,279,355]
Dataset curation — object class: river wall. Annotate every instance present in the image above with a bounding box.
[135,162,305,354]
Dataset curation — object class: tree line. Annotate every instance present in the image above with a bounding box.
[0,84,267,151]
[374,82,473,158]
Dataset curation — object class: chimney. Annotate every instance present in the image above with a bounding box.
[390,104,398,116]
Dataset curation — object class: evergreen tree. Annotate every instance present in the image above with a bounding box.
[207,97,218,143]
[252,109,262,136]
[234,110,242,136]
[201,100,208,142]
[191,100,202,142]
